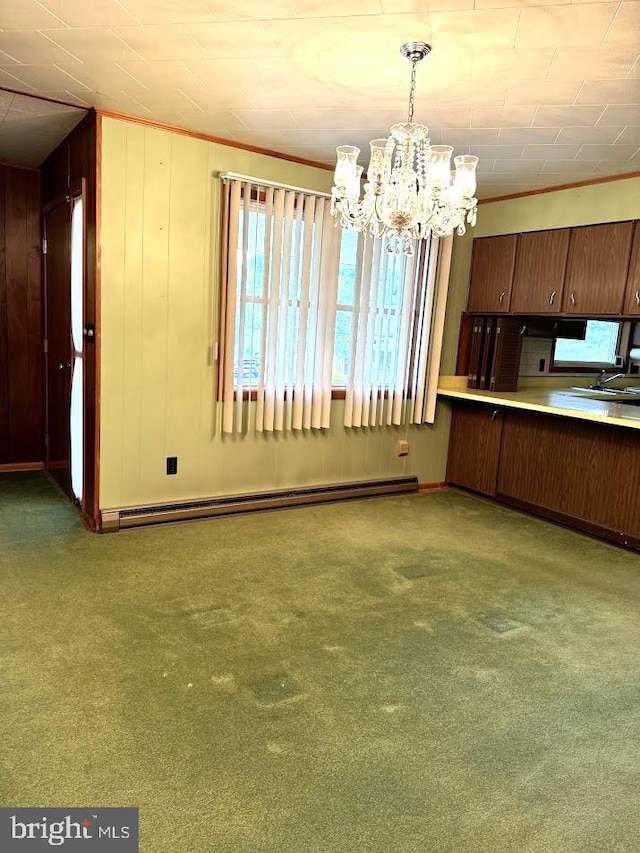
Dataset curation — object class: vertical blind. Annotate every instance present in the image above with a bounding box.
[219,178,341,434]
[343,234,453,427]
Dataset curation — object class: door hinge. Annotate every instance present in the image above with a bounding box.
[44,433,49,447]
[43,338,48,354]
[42,238,48,255]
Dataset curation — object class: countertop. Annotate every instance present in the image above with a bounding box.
[437,377,640,431]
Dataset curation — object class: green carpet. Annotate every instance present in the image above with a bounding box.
[1,472,639,852]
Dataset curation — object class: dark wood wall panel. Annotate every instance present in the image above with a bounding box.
[0,165,43,464]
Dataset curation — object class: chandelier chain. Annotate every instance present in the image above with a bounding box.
[407,60,417,125]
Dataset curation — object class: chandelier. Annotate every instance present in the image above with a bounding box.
[330,42,479,255]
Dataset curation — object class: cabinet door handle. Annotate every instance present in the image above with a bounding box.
[636,290,640,305]
[549,290,557,305]
[490,409,500,421]
[571,291,577,306]
[499,290,506,304]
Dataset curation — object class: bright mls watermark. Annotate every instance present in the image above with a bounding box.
[0,809,138,851]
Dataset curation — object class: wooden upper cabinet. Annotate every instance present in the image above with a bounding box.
[623,221,640,315]
[510,228,570,313]
[562,221,635,315]
[467,234,517,313]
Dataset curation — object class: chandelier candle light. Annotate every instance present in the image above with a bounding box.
[330,42,479,255]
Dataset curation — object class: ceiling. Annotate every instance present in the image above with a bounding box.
[0,0,638,198]
[0,89,87,165]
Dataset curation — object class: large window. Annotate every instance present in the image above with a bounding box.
[219,178,449,433]
[553,320,622,369]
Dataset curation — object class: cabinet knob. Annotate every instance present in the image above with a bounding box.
[571,291,577,306]
[490,409,500,421]
[636,290,640,305]
[549,290,557,305]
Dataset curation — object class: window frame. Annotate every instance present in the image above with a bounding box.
[221,194,430,402]
[549,319,630,373]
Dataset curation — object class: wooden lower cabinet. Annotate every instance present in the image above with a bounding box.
[448,401,640,549]
[446,402,503,497]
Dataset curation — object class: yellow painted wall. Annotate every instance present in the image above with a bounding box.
[441,176,640,376]
[99,117,451,509]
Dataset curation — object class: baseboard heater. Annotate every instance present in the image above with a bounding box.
[101,476,419,532]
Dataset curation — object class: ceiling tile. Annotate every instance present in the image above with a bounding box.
[472,48,556,82]
[289,0,383,16]
[0,67,36,90]
[499,127,560,144]
[186,21,281,58]
[242,85,327,110]
[523,143,581,159]
[576,79,640,105]
[203,0,298,20]
[471,106,536,128]
[471,144,526,159]
[540,159,599,174]
[516,3,619,48]
[436,81,506,107]
[492,159,544,174]
[556,125,624,144]
[114,25,209,61]
[549,45,638,80]
[444,128,500,146]
[43,27,143,63]
[56,61,150,94]
[290,108,413,131]
[597,103,640,124]
[578,143,639,160]
[602,2,640,46]
[0,49,22,66]
[117,0,216,25]
[615,126,640,145]
[505,81,581,106]
[533,105,605,127]
[233,109,299,130]
[418,107,472,128]
[380,0,472,8]
[0,0,67,29]
[0,31,82,64]
[4,64,90,92]
[38,0,138,27]
[429,8,520,48]
[261,13,432,60]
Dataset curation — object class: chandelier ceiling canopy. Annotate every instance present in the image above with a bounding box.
[330,42,479,255]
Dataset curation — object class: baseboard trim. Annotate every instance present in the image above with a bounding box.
[0,462,45,472]
[100,476,420,532]
[497,492,640,552]
[418,482,449,491]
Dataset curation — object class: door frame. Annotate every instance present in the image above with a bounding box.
[42,178,97,526]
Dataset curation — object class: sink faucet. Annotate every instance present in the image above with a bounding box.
[590,370,627,390]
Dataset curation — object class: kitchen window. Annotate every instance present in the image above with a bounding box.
[552,320,623,371]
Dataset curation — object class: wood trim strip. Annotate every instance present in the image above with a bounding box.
[497,492,640,552]
[96,108,333,172]
[0,461,44,471]
[481,171,640,205]
[93,112,102,526]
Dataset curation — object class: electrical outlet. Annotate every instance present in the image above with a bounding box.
[166,456,178,475]
[539,358,545,372]
[396,439,409,457]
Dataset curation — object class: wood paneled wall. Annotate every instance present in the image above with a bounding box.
[0,165,43,465]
